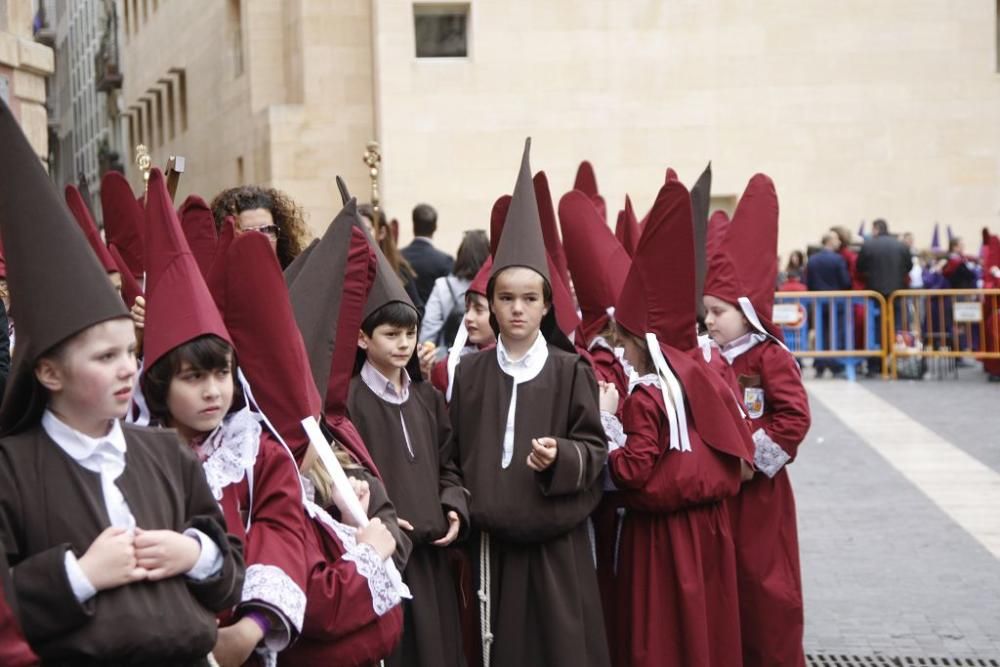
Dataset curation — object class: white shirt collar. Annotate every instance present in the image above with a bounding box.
[720,331,767,364]
[360,361,411,405]
[496,332,549,382]
[42,409,127,471]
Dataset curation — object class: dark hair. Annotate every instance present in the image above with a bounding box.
[210,185,310,269]
[453,230,490,280]
[358,204,417,283]
[360,301,420,337]
[142,335,244,425]
[786,250,806,271]
[486,266,553,306]
[948,237,962,253]
[872,218,889,236]
[412,204,438,237]
[465,290,488,308]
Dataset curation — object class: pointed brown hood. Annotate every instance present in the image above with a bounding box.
[690,163,712,320]
[0,99,129,435]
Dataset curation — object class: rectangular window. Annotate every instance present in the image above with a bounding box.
[122,0,130,38]
[413,3,469,58]
[127,112,136,153]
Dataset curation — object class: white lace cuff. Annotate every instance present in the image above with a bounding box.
[241,563,306,640]
[600,411,626,452]
[342,542,402,617]
[752,429,791,478]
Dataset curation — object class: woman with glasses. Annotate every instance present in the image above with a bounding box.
[211,185,311,269]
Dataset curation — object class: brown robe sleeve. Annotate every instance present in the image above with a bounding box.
[432,385,470,535]
[0,450,94,643]
[539,358,608,497]
[177,443,245,612]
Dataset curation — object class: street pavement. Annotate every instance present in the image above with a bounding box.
[796,364,1000,662]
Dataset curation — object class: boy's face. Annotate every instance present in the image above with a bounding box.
[358,323,417,374]
[464,293,494,346]
[490,267,549,343]
[36,318,138,423]
[166,358,235,441]
[703,294,751,346]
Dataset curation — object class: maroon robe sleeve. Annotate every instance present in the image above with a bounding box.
[238,434,309,641]
[0,593,36,667]
[757,344,811,461]
[538,358,609,497]
[589,346,628,417]
[430,358,449,396]
[607,389,664,490]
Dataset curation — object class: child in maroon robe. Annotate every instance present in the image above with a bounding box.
[139,169,309,665]
[599,177,753,667]
[703,174,812,667]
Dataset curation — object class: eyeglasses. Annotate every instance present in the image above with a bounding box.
[239,224,280,240]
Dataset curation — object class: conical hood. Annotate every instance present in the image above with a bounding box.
[703,174,781,339]
[288,200,378,417]
[100,171,145,279]
[212,231,320,457]
[489,195,511,257]
[178,195,218,279]
[706,210,730,260]
[142,168,231,372]
[287,201,381,473]
[491,139,551,285]
[559,190,630,343]
[573,160,607,222]
[489,183,578,351]
[467,256,493,298]
[0,99,128,434]
[64,184,117,273]
[615,179,696,351]
[615,195,641,257]
[533,171,570,291]
[108,243,143,309]
[931,223,941,251]
[690,163,712,320]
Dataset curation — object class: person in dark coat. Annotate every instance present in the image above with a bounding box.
[807,233,852,376]
[857,219,911,374]
[401,204,454,305]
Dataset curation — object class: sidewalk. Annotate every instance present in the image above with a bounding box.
[797,377,1000,661]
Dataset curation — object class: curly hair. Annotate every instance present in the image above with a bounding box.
[210,185,311,269]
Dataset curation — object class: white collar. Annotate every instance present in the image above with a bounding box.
[720,331,767,363]
[496,332,549,382]
[196,406,262,501]
[42,410,127,473]
[628,372,661,394]
[360,361,411,404]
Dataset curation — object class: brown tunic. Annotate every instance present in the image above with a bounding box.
[0,423,244,666]
[450,345,610,667]
[347,378,469,667]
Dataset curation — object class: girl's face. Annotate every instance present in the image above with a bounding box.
[464,293,494,346]
[166,358,234,443]
[703,294,751,346]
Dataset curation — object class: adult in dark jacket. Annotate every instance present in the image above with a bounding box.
[401,204,454,304]
[808,233,852,376]
[857,219,911,374]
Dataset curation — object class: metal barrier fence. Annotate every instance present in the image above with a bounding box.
[774,290,889,380]
[886,288,1000,380]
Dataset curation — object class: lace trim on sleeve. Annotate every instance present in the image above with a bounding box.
[752,428,791,478]
[241,563,306,636]
[198,407,261,501]
[600,411,626,452]
[342,541,402,617]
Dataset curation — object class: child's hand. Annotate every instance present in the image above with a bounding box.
[332,477,371,526]
[740,460,755,482]
[133,528,201,580]
[212,617,264,667]
[417,341,437,380]
[432,510,461,547]
[78,526,147,591]
[598,382,620,413]
[397,517,414,532]
[130,295,146,329]
[527,437,558,471]
[356,518,397,560]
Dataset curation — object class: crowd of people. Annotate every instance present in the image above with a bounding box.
[776,219,1000,381]
[0,95,815,667]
